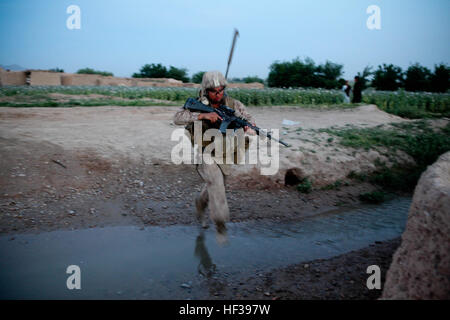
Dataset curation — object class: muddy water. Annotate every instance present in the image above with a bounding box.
[0,197,411,299]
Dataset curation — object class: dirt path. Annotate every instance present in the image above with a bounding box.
[0,104,406,163]
[0,104,408,235]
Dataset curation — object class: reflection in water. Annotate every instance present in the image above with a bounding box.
[194,230,216,277]
[215,222,229,245]
[0,197,411,299]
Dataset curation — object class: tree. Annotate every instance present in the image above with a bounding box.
[191,71,205,84]
[132,63,167,78]
[371,64,404,91]
[230,76,265,84]
[230,77,244,83]
[132,63,190,82]
[243,76,264,84]
[166,66,189,83]
[430,63,450,93]
[77,67,113,77]
[315,61,344,89]
[267,57,343,89]
[268,57,316,88]
[356,65,373,90]
[49,67,64,73]
[404,63,431,92]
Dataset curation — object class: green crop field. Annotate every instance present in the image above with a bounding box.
[1,85,449,118]
[362,89,450,118]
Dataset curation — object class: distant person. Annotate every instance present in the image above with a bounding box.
[352,76,362,103]
[342,80,351,103]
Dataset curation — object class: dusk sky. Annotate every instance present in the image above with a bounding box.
[0,0,449,80]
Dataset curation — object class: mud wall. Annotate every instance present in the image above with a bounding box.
[64,74,102,86]
[228,82,265,89]
[0,69,264,89]
[0,70,27,86]
[381,151,450,299]
[96,76,135,86]
[135,79,183,87]
[29,71,61,86]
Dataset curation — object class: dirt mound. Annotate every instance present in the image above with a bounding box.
[381,151,450,299]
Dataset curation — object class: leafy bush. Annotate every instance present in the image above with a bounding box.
[335,121,450,191]
[430,63,450,93]
[371,64,404,91]
[191,71,205,84]
[49,68,64,73]
[267,57,343,89]
[231,76,265,84]
[355,66,373,90]
[405,63,432,92]
[320,180,344,190]
[76,68,113,77]
[297,178,312,193]
[167,66,189,83]
[369,63,449,93]
[132,63,167,78]
[132,64,189,82]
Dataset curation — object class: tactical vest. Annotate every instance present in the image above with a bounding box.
[185,95,250,163]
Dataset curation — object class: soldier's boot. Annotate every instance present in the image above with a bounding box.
[215,220,228,245]
[195,185,209,228]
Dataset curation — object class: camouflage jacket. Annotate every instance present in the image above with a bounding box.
[173,95,254,160]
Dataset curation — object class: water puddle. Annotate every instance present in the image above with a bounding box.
[0,197,411,299]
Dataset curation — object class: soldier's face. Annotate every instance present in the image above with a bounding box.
[207,86,225,104]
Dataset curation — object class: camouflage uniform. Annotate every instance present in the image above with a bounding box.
[173,71,254,237]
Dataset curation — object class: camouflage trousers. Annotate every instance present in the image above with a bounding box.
[195,162,231,232]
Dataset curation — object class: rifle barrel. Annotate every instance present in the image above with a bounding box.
[225,29,239,79]
[248,123,289,147]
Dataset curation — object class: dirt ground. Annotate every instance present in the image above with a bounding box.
[0,104,410,299]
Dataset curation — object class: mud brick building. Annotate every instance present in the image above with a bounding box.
[0,67,264,89]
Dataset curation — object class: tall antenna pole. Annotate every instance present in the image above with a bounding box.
[225,29,239,80]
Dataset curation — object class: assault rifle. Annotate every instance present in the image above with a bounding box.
[183,97,289,147]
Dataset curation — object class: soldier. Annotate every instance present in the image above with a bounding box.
[352,76,362,103]
[173,71,255,243]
